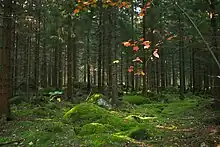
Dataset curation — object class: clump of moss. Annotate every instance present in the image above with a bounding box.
[43,122,63,133]
[123,95,151,105]
[78,133,135,147]
[128,127,150,140]
[63,103,137,130]
[32,107,54,117]
[97,115,137,131]
[87,93,106,103]
[79,123,116,135]
[63,103,110,124]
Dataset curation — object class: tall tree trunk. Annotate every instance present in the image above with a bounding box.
[41,18,47,88]
[107,12,112,89]
[0,0,12,117]
[11,18,16,97]
[58,39,63,89]
[142,0,147,95]
[178,11,185,99]
[87,31,91,91]
[52,45,58,88]
[209,0,220,106]
[111,8,118,105]
[172,53,176,87]
[34,0,41,92]
[98,0,103,91]
[67,21,73,98]
[72,31,77,94]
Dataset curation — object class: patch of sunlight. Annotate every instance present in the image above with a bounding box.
[112,134,132,141]
[94,94,101,98]
[156,125,178,130]
[125,115,157,120]
[35,118,53,121]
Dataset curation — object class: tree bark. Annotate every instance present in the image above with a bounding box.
[0,0,12,117]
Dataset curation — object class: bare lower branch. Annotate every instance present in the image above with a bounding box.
[174,1,220,71]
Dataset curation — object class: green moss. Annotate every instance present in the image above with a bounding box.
[128,127,150,140]
[161,99,198,116]
[87,93,110,105]
[63,103,110,123]
[32,107,52,116]
[10,96,27,104]
[63,103,137,131]
[43,122,63,133]
[79,123,116,135]
[123,95,151,105]
[97,115,137,131]
[78,133,135,147]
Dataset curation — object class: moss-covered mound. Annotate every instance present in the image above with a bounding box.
[79,123,117,135]
[128,127,150,140]
[87,93,106,103]
[63,103,110,123]
[77,132,147,147]
[63,103,137,130]
[123,95,151,105]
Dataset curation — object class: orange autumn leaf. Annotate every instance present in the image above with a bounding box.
[125,4,131,8]
[167,36,174,40]
[139,12,145,17]
[146,2,151,8]
[142,41,151,49]
[139,38,144,41]
[122,41,131,47]
[121,1,127,6]
[135,69,145,76]
[133,57,143,63]
[110,2,117,6]
[167,35,176,40]
[73,9,80,14]
[133,46,139,52]
[83,1,90,5]
[128,66,134,72]
[153,49,159,58]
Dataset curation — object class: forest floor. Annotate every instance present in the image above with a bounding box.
[0,94,220,147]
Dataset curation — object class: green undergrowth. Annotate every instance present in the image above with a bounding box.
[0,94,219,146]
[122,95,151,105]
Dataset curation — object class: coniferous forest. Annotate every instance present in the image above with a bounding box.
[0,0,220,146]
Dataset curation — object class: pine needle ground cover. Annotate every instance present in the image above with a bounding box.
[0,95,220,146]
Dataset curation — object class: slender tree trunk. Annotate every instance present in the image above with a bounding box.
[52,45,58,88]
[67,20,73,98]
[72,31,77,93]
[209,0,220,106]
[111,8,118,105]
[178,11,185,99]
[87,31,91,91]
[107,12,112,90]
[41,18,47,88]
[98,0,103,91]
[11,18,16,97]
[58,38,63,89]
[142,0,147,95]
[172,53,176,87]
[34,0,41,92]
[0,0,12,117]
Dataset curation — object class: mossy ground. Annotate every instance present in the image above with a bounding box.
[0,94,220,146]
